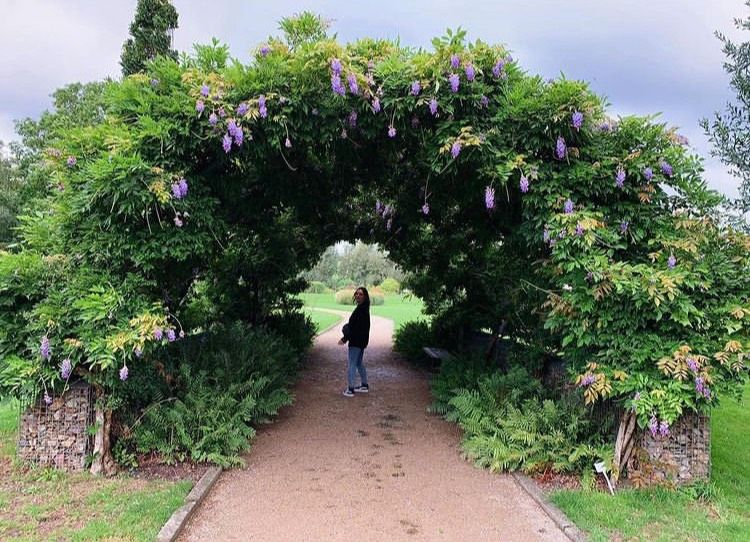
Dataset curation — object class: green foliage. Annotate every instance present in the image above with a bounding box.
[378,277,401,294]
[305,280,331,293]
[128,324,299,466]
[120,0,179,76]
[393,320,434,365]
[301,242,404,290]
[702,1,750,214]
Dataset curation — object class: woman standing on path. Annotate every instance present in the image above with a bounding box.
[338,286,371,397]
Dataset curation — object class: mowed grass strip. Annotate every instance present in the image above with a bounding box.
[550,382,750,542]
[303,308,343,335]
[0,399,191,542]
[299,292,427,330]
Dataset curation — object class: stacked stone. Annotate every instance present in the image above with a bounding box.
[639,412,711,484]
[18,382,93,471]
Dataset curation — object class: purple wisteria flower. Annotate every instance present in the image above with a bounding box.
[209,113,218,126]
[480,95,489,108]
[579,374,596,387]
[686,357,699,373]
[519,175,529,193]
[383,204,393,218]
[585,271,594,283]
[492,59,505,78]
[667,254,677,269]
[200,84,210,97]
[388,126,397,138]
[448,73,460,93]
[411,116,420,128]
[660,161,673,177]
[167,329,176,342]
[485,186,495,210]
[411,81,421,96]
[218,107,226,118]
[543,228,551,244]
[616,167,626,188]
[196,100,205,114]
[66,156,76,168]
[150,78,159,87]
[422,202,430,215]
[465,63,475,81]
[119,365,129,381]
[375,200,384,214]
[134,347,143,358]
[60,358,72,380]
[172,179,188,199]
[371,97,381,113]
[331,75,345,96]
[429,98,438,116]
[154,328,163,340]
[347,73,359,94]
[40,336,50,360]
[258,95,268,118]
[644,167,654,181]
[222,134,232,153]
[563,199,574,214]
[331,58,342,76]
[386,218,393,231]
[620,220,629,233]
[233,126,244,147]
[179,330,185,338]
[348,110,358,128]
[658,420,670,437]
[260,44,270,57]
[695,376,710,398]
[572,111,584,131]
[237,102,248,116]
[44,392,52,406]
[575,222,585,236]
[451,141,462,159]
[649,415,659,436]
[555,137,567,160]
[450,54,460,69]
[174,215,183,227]
[285,137,292,148]
[227,120,239,138]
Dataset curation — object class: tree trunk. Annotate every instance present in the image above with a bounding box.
[612,409,638,485]
[90,387,117,476]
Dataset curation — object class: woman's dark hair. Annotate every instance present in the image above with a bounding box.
[355,286,370,307]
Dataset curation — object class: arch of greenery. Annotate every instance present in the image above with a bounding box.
[1,19,748,474]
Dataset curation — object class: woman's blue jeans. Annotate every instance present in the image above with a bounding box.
[347,346,368,389]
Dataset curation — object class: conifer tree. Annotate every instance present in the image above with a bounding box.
[120,0,178,76]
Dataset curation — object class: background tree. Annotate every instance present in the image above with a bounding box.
[702,0,750,214]
[120,0,179,76]
[0,143,21,246]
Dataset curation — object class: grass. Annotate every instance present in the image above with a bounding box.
[550,382,750,542]
[0,399,192,542]
[299,292,427,330]
[303,307,343,335]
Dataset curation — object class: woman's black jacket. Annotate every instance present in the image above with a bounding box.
[342,302,370,349]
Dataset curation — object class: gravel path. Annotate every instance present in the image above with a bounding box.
[179,313,568,542]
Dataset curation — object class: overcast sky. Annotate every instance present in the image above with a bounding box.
[1,0,747,197]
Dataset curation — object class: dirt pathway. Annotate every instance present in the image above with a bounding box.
[179,314,568,542]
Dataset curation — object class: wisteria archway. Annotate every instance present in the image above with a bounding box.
[1,21,748,475]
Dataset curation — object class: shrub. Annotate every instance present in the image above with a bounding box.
[335,288,355,305]
[379,277,400,294]
[305,281,330,294]
[394,320,434,365]
[370,293,384,305]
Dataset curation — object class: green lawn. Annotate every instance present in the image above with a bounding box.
[0,399,191,542]
[303,307,342,334]
[299,292,427,330]
[551,382,750,542]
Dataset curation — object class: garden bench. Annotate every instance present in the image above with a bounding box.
[422,346,455,370]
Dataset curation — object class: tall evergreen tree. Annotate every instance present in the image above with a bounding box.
[702,1,750,212]
[120,0,179,76]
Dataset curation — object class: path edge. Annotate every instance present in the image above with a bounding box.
[156,466,222,542]
[511,472,588,542]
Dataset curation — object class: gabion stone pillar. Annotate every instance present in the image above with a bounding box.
[18,381,94,471]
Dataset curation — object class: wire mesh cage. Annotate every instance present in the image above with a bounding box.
[18,380,94,471]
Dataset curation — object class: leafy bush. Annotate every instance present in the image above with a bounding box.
[305,281,330,294]
[379,277,400,294]
[393,320,435,365]
[335,288,355,305]
[127,323,301,466]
